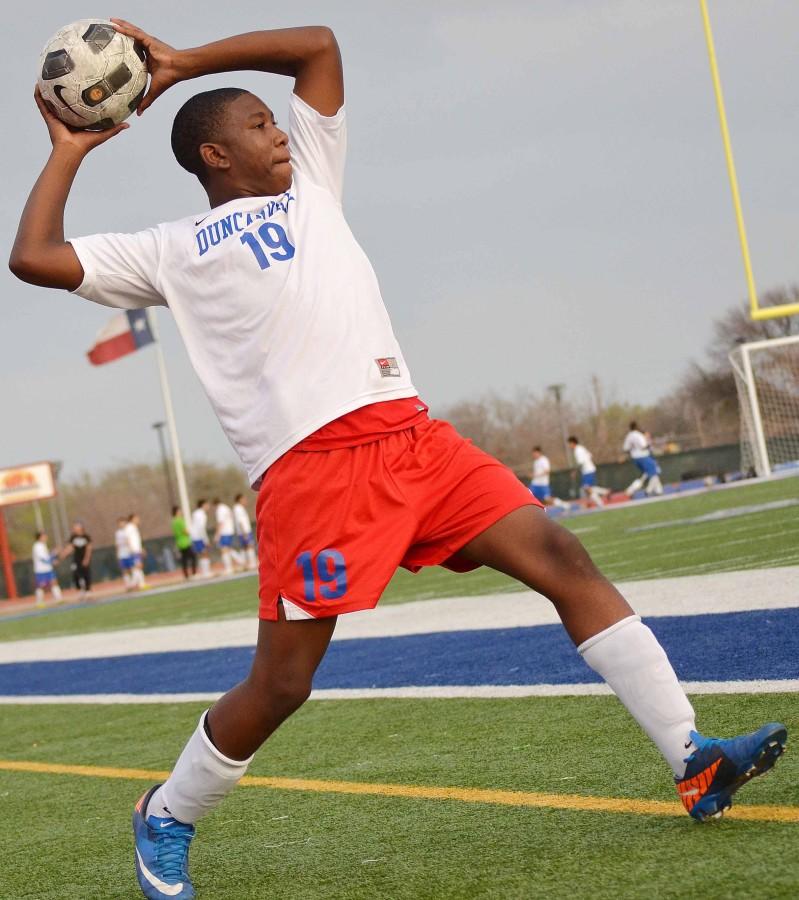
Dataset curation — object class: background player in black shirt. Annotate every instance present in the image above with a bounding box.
[63,522,93,600]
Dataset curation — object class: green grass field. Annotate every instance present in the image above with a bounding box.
[2,475,797,643]
[1,476,798,898]
[1,696,797,899]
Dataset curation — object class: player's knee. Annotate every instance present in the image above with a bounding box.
[540,519,591,568]
[250,667,313,719]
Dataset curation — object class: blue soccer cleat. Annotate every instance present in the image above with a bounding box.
[676,722,788,822]
[133,784,196,899]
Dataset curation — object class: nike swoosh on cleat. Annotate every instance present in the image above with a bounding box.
[136,848,184,896]
[159,819,177,828]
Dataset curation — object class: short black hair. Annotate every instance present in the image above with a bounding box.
[171,88,249,183]
[171,506,180,516]
[568,436,578,444]
[629,421,638,431]
[532,445,542,452]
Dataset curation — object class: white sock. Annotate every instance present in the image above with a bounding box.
[35,588,45,604]
[134,568,145,588]
[578,616,696,778]
[52,584,62,601]
[246,548,257,569]
[149,711,253,824]
[122,571,131,588]
[221,548,233,575]
[200,557,212,577]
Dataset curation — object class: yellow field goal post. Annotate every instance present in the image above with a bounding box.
[699,0,799,320]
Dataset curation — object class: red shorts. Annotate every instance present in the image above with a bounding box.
[255,399,539,620]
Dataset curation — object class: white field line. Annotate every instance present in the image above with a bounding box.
[1,679,797,704]
[1,565,797,665]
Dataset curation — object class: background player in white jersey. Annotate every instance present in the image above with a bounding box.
[623,421,664,497]
[529,446,569,511]
[10,20,786,900]
[213,498,243,575]
[233,493,257,570]
[31,531,62,607]
[124,513,148,590]
[568,436,610,508]
[190,499,213,579]
[115,516,134,590]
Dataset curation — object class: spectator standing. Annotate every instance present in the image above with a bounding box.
[63,521,93,600]
[190,499,213,578]
[115,516,134,591]
[124,513,148,590]
[172,506,197,580]
[32,531,62,607]
[214,498,244,575]
[233,493,258,570]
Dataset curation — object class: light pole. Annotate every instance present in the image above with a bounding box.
[548,383,570,467]
[152,421,176,508]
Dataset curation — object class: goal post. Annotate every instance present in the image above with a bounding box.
[729,334,799,477]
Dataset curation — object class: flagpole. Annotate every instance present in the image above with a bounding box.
[146,310,192,524]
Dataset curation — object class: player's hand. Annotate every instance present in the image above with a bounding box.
[111,19,185,115]
[34,87,128,154]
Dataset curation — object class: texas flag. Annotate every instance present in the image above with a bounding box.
[87,310,155,366]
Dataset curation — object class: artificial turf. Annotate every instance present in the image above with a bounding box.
[1,475,797,643]
[0,695,797,899]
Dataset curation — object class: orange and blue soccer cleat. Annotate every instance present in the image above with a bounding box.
[676,722,788,822]
[133,784,196,899]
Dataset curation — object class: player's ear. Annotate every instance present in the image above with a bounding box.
[199,142,230,176]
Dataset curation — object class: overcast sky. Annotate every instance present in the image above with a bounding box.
[2,1,798,480]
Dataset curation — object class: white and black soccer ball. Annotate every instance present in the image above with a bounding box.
[38,19,148,130]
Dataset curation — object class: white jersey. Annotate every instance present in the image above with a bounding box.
[215,503,235,537]
[124,522,142,555]
[233,502,252,536]
[191,508,209,543]
[70,93,417,486]
[531,455,551,486]
[623,429,651,459]
[115,527,130,560]
[32,540,53,574]
[572,444,596,475]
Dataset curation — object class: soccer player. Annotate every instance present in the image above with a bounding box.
[124,513,148,590]
[10,21,786,900]
[62,520,93,600]
[529,446,569,510]
[172,505,197,580]
[567,436,610,508]
[623,421,664,497]
[233,493,257,570]
[190,499,213,579]
[213,498,243,575]
[31,531,62,607]
[115,515,134,590]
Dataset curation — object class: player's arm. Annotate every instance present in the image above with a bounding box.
[84,540,93,568]
[112,20,343,117]
[9,90,128,290]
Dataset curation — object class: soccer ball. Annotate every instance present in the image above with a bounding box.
[38,20,148,130]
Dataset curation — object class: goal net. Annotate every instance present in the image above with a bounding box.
[729,334,799,477]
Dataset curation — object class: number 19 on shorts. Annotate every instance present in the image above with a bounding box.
[296,549,347,602]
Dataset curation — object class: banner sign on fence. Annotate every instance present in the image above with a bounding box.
[0,462,56,508]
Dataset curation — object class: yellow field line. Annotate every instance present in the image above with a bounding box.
[0,759,796,823]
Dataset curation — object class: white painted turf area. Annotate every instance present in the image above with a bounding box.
[0,565,797,702]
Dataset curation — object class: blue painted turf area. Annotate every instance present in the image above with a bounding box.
[1,608,798,695]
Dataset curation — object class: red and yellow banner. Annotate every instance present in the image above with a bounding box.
[0,462,56,508]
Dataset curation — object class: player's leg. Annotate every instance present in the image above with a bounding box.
[460,506,786,815]
[134,607,335,898]
[50,577,62,602]
[460,508,697,775]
